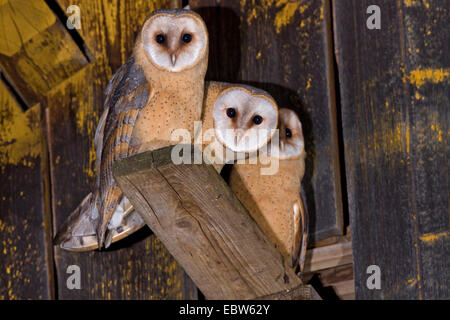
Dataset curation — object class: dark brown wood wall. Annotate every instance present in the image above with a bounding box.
[333,0,449,299]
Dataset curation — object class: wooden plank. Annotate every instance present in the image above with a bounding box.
[333,0,449,299]
[113,145,308,300]
[0,0,89,106]
[257,284,321,300]
[330,279,355,300]
[317,264,354,287]
[190,0,344,244]
[304,263,355,300]
[304,240,353,273]
[46,0,197,299]
[0,80,54,299]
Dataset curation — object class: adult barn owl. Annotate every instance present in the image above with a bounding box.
[197,81,278,172]
[229,108,308,274]
[55,82,279,251]
[54,9,209,249]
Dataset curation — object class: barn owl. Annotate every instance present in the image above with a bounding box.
[196,81,278,172]
[54,9,209,249]
[229,108,308,275]
[54,82,279,251]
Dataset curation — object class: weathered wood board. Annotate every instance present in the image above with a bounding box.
[56,0,172,70]
[113,145,319,300]
[0,81,54,299]
[304,240,352,273]
[44,0,196,299]
[190,0,344,244]
[0,0,89,106]
[333,0,449,299]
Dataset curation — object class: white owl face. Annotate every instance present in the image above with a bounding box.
[213,87,279,153]
[142,10,208,72]
[268,108,305,160]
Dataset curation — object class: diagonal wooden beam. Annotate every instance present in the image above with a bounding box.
[113,145,320,300]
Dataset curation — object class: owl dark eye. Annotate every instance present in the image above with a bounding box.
[182,33,192,43]
[155,34,165,44]
[285,127,292,138]
[252,115,263,125]
[226,108,236,118]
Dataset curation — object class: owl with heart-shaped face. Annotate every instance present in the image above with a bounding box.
[54,9,209,249]
[229,108,308,275]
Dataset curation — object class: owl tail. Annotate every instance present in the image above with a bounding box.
[54,192,145,251]
[53,192,100,252]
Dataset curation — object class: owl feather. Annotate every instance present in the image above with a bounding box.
[54,9,209,249]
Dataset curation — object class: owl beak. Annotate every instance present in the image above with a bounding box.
[171,54,177,66]
[280,140,285,152]
[234,130,243,145]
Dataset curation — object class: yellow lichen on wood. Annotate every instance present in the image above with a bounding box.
[0,81,40,168]
[404,68,449,88]
[406,277,417,287]
[419,231,449,243]
[306,77,312,89]
[13,23,88,95]
[273,0,310,33]
[0,0,56,56]
[404,0,430,8]
[246,7,258,26]
[379,122,411,155]
[430,124,444,143]
[274,1,300,33]
[0,0,89,107]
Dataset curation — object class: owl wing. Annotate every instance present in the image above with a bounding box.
[53,57,150,250]
[96,56,150,247]
[291,188,309,277]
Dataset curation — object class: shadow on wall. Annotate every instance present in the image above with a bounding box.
[194,6,241,82]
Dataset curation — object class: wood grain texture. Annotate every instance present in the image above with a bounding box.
[316,264,355,300]
[317,263,354,287]
[0,81,54,299]
[45,0,196,299]
[257,284,321,300]
[56,0,171,72]
[304,239,352,273]
[190,0,344,244]
[113,145,314,300]
[0,0,88,106]
[333,0,449,299]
